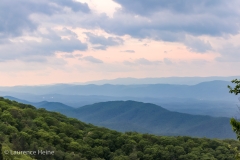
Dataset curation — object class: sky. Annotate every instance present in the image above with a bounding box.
[0,0,240,86]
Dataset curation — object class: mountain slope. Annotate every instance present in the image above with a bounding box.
[3,94,237,117]
[1,97,240,160]
[71,101,236,139]
[3,96,236,138]
[4,96,74,112]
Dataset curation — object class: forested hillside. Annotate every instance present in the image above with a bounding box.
[3,96,236,139]
[0,97,240,160]
[53,101,235,139]
[3,95,237,118]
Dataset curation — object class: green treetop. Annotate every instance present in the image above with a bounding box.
[228,79,240,95]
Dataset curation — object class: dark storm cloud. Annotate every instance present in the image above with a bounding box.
[84,32,124,50]
[0,0,90,39]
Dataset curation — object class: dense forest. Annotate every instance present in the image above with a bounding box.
[0,97,240,160]
[4,96,235,139]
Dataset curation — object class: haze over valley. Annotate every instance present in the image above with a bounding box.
[1,0,240,159]
[1,77,239,118]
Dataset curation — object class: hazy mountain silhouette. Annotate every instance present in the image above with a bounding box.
[4,96,74,112]
[69,101,235,139]
[79,76,239,85]
[5,96,234,139]
[0,81,236,101]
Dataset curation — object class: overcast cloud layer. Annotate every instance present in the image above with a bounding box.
[0,0,240,85]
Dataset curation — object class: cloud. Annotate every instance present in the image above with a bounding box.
[191,59,208,65]
[114,0,235,16]
[1,0,240,66]
[124,58,162,66]
[0,28,87,62]
[136,58,161,65]
[20,56,48,63]
[184,36,212,53]
[121,50,135,53]
[215,44,240,62]
[62,54,75,58]
[0,0,90,40]
[123,60,135,66]
[163,58,172,65]
[93,46,107,50]
[52,0,90,12]
[72,0,239,53]
[9,0,238,54]
[93,3,240,38]
[85,32,124,50]
[74,54,83,58]
[82,56,103,63]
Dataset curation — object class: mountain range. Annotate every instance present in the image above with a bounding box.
[4,96,236,139]
[79,76,240,85]
[0,81,237,101]
[1,80,239,118]
[0,97,238,159]
[70,101,236,139]
[2,94,238,118]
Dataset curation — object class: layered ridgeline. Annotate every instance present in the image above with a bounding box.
[3,95,238,118]
[3,97,237,139]
[68,101,236,139]
[0,81,236,101]
[0,98,240,160]
[1,81,238,118]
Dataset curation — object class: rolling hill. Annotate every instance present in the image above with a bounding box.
[0,97,239,160]
[71,101,236,139]
[3,96,237,139]
[2,94,238,117]
[4,96,74,112]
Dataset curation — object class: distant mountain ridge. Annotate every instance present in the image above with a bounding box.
[2,91,238,118]
[5,96,235,139]
[79,76,240,85]
[0,81,236,101]
[70,101,235,139]
[1,76,239,87]
[4,96,74,112]
[0,97,238,160]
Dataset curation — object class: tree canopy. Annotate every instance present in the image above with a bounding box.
[228,79,240,95]
[0,97,240,160]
